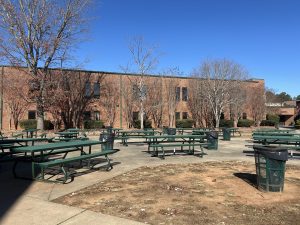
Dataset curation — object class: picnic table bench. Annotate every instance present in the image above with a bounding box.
[22,128,40,138]
[11,140,118,183]
[251,135,300,146]
[117,130,161,146]
[145,134,207,159]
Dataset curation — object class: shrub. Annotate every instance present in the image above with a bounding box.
[260,120,277,126]
[83,120,104,129]
[44,120,54,130]
[19,119,54,130]
[237,119,255,127]
[219,119,234,128]
[132,120,152,129]
[176,119,194,128]
[266,114,280,124]
[295,119,300,129]
[20,119,37,129]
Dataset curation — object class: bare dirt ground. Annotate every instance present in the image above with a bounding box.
[53,161,300,225]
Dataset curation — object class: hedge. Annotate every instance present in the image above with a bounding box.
[266,114,280,124]
[219,119,234,128]
[83,120,104,129]
[132,120,152,129]
[237,119,255,127]
[176,119,194,128]
[19,119,54,130]
[295,119,300,129]
[260,120,277,126]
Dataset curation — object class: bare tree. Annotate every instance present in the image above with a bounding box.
[144,77,163,128]
[229,85,247,127]
[3,71,30,129]
[192,59,248,128]
[161,68,181,128]
[0,0,91,130]
[188,79,213,127]
[247,86,266,125]
[47,69,102,129]
[125,36,159,129]
[99,78,120,126]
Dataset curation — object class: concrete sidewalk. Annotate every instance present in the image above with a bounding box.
[1,137,299,225]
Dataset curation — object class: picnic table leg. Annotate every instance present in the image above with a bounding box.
[105,155,113,170]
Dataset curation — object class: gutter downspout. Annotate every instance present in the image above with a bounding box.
[119,75,123,128]
[0,67,3,129]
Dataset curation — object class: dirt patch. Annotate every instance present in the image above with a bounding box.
[53,161,300,225]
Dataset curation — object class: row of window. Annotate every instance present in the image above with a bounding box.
[84,83,189,102]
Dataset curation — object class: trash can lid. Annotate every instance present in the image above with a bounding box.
[253,145,288,161]
[253,145,287,152]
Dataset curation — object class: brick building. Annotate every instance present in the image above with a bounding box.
[0,66,265,130]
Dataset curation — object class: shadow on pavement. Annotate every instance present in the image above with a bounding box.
[0,161,33,220]
[234,172,257,188]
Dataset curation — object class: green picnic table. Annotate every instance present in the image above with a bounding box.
[252,135,300,146]
[11,140,117,182]
[145,134,207,158]
[117,130,160,146]
[55,131,79,139]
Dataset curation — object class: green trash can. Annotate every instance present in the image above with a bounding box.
[206,131,218,150]
[99,132,115,151]
[222,128,231,141]
[167,128,176,141]
[253,145,288,192]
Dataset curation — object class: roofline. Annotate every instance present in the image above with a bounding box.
[0,65,263,83]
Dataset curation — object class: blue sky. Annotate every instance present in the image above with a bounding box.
[75,0,300,97]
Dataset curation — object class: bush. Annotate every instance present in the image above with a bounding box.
[44,120,54,130]
[219,119,234,128]
[295,119,300,129]
[83,120,104,129]
[237,119,255,127]
[266,114,280,124]
[176,119,194,128]
[260,120,277,126]
[19,119,54,130]
[132,120,152,129]
[20,119,37,129]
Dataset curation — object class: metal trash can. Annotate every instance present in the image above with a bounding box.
[253,145,288,192]
[106,126,113,134]
[99,132,115,151]
[206,131,218,150]
[162,126,169,134]
[222,128,231,141]
[167,128,176,141]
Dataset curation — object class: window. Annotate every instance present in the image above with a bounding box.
[85,82,91,97]
[242,112,247,120]
[175,112,181,120]
[83,111,91,121]
[28,110,36,120]
[182,112,188,119]
[182,87,188,101]
[175,87,180,101]
[132,84,139,100]
[94,82,100,98]
[94,111,100,121]
[133,111,139,121]
[220,112,225,120]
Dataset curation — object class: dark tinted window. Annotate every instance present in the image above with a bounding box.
[83,111,91,121]
[94,82,100,98]
[182,112,188,119]
[182,87,188,101]
[175,87,180,101]
[85,82,91,97]
[28,110,36,120]
[175,112,181,120]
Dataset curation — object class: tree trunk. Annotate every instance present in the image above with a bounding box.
[215,114,220,128]
[140,101,144,129]
[36,100,44,130]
